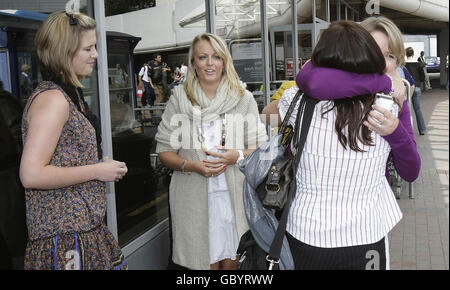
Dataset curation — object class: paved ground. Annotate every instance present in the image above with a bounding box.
[389,87,449,270]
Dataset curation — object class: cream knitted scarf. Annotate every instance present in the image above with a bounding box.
[156,78,245,151]
[176,78,243,123]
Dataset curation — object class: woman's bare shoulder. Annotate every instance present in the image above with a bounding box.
[27,88,69,120]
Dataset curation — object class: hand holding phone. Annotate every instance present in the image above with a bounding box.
[374,93,397,116]
[365,93,399,136]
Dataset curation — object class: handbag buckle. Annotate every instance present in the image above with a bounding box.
[266,255,280,270]
[265,184,280,193]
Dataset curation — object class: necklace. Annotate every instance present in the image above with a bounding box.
[197,114,227,152]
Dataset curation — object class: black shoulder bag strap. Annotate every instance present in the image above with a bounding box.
[267,92,319,270]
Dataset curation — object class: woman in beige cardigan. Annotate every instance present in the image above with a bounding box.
[155,33,267,270]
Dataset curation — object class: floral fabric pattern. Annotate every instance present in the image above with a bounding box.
[21,81,126,270]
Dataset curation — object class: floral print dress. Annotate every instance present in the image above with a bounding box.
[21,81,126,270]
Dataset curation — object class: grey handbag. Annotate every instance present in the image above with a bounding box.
[255,89,302,211]
[255,154,293,211]
[238,90,319,270]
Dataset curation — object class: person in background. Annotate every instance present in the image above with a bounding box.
[155,33,266,270]
[446,50,449,89]
[19,11,128,270]
[417,51,431,91]
[149,54,171,103]
[114,63,129,104]
[0,107,14,268]
[402,66,416,98]
[169,64,182,90]
[19,64,33,100]
[179,61,188,83]
[115,63,128,87]
[138,62,155,107]
[405,47,427,135]
[270,81,296,102]
[0,78,27,269]
[261,81,296,127]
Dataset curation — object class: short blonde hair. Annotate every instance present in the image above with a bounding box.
[184,33,244,105]
[35,11,96,87]
[360,16,405,67]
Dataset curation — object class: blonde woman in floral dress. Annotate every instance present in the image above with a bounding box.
[20,11,127,270]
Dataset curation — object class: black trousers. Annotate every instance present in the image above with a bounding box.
[286,232,386,270]
[142,81,155,106]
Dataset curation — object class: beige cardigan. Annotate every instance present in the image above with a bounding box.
[155,84,267,269]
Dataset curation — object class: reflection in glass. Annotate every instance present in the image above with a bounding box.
[105,0,156,17]
[106,33,171,247]
[274,31,312,81]
[330,0,339,22]
[315,0,328,21]
[214,0,268,111]
[340,3,347,20]
[0,50,11,92]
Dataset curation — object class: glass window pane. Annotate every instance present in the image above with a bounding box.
[214,0,268,112]
[340,4,346,20]
[0,50,10,92]
[330,0,338,22]
[106,0,207,247]
[108,35,170,246]
[315,0,328,21]
[276,30,312,81]
[105,0,156,17]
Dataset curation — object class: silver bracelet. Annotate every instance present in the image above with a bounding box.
[180,159,187,172]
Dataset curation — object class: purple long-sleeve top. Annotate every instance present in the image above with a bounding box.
[296,61,421,183]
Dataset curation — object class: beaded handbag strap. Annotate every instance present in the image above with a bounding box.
[278,89,303,134]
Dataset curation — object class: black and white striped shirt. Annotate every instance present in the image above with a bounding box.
[279,87,402,248]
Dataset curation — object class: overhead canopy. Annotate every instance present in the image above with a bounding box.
[178,0,449,38]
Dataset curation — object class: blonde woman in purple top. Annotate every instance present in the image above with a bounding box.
[269,21,411,270]
[297,16,421,184]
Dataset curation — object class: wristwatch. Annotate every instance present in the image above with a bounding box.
[236,150,245,166]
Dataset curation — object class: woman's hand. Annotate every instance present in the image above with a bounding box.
[205,147,240,166]
[95,157,128,182]
[363,104,399,136]
[190,160,227,178]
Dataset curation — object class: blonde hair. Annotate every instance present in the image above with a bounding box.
[35,11,96,87]
[360,16,405,67]
[184,33,244,105]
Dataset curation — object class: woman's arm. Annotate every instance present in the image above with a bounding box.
[384,100,421,182]
[363,100,420,182]
[158,151,226,177]
[296,61,392,100]
[297,62,419,181]
[19,90,127,189]
[261,99,281,125]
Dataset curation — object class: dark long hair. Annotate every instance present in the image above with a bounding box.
[311,21,386,152]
